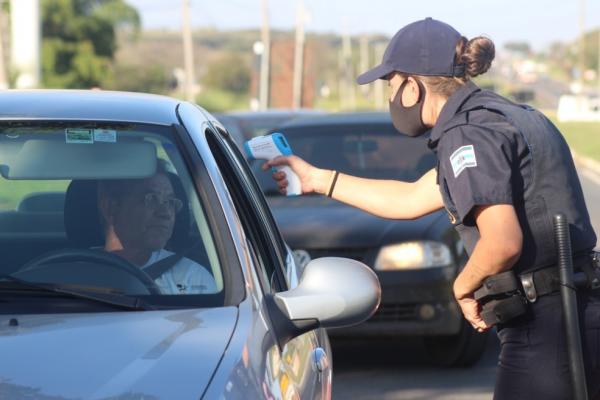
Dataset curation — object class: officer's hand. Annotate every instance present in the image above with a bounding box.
[456,295,490,333]
[263,155,326,195]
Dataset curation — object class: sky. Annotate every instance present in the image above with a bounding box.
[126,0,600,51]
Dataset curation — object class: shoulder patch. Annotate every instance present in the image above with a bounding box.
[449,145,477,178]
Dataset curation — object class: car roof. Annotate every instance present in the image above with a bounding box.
[277,111,392,129]
[0,90,182,125]
[218,109,324,119]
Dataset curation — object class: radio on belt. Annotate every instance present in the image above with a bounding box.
[244,132,302,196]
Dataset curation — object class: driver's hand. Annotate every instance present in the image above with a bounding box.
[263,155,323,195]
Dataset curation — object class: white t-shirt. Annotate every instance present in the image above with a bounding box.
[142,249,217,295]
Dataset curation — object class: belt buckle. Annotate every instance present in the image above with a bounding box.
[520,272,537,302]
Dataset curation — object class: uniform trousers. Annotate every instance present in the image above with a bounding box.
[494,291,600,400]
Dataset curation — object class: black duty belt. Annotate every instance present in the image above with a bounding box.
[473,252,600,326]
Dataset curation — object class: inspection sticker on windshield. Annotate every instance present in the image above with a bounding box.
[93,129,117,143]
[65,128,93,144]
[450,145,477,178]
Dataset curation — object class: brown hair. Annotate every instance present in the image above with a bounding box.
[405,36,496,98]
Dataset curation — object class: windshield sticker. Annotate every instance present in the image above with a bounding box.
[450,145,477,178]
[65,128,93,144]
[93,129,117,143]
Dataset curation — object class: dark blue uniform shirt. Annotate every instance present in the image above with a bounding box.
[428,81,596,273]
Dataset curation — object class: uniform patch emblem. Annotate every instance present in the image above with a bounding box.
[450,145,477,178]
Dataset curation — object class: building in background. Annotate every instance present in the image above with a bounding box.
[251,38,316,109]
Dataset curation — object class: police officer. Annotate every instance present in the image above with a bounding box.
[266,17,600,399]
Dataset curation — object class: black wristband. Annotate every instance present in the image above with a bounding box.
[327,171,340,198]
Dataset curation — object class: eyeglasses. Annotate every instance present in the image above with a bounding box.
[142,192,183,213]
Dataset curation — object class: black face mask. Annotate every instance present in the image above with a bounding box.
[389,79,428,137]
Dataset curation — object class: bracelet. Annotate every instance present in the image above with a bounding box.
[327,170,340,198]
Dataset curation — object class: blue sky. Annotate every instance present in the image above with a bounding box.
[126,0,600,51]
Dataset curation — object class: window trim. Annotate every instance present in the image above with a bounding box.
[171,122,246,305]
[205,126,288,294]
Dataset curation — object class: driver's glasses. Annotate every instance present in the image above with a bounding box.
[142,192,183,213]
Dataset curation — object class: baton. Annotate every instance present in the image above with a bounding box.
[553,213,588,400]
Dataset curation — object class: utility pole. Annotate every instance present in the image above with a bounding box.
[259,0,271,110]
[292,0,306,109]
[359,35,369,96]
[578,0,585,90]
[182,0,196,102]
[10,0,40,88]
[342,21,356,110]
[597,29,600,96]
[0,1,8,89]
[338,49,346,110]
[373,43,386,110]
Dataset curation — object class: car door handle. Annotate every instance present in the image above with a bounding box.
[312,347,329,373]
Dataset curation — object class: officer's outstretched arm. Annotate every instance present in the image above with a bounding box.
[265,155,443,220]
[323,167,443,219]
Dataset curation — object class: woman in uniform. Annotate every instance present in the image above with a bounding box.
[265,17,600,400]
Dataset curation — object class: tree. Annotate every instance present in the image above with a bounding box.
[41,0,140,88]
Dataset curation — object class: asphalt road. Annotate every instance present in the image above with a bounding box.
[332,163,600,400]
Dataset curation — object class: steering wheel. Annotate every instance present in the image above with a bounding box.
[18,248,161,295]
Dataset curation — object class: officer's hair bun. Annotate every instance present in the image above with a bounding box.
[456,36,495,78]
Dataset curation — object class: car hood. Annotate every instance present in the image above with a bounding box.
[268,196,447,249]
[0,307,238,399]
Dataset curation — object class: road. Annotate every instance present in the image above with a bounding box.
[332,163,600,400]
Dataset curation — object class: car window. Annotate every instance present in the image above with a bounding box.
[0,121,227,313]
[206,127,289,294]
[251,124,436,195]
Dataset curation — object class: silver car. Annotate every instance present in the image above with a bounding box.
[0,91,380,399]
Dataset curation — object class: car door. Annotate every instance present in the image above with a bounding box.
[204,122,331,400]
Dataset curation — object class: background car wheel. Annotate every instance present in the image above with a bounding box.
[423,320,489,367]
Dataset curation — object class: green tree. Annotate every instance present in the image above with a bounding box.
[41,0,140,88]
[203,53,252,94]
[105,64,170,94]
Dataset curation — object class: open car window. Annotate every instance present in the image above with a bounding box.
[0,122,227,313]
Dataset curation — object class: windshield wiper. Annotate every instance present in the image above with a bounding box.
[0,275,155,311]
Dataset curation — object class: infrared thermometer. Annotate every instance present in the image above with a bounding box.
[244,132,302,196]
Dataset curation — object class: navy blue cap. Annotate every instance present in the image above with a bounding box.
[357,18,465,85]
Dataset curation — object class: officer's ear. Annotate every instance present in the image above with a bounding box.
[401,76,422,107]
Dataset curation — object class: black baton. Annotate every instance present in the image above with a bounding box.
[553,213,588,400]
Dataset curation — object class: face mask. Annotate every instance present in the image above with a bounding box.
[389,79,428,137]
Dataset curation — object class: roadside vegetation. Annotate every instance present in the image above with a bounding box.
[551,118,600,162]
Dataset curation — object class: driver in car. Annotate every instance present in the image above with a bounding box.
[97,162,217,295]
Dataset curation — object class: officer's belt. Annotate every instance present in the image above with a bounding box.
[473,267,559,304]
[474,252,600,326]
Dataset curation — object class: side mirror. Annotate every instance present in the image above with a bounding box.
[265,257,381,348]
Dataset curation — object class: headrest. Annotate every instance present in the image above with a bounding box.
[64,173,190,250]
[64,180,104,248]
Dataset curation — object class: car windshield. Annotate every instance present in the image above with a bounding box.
[251,123,437,196]
[0,122,225,313]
